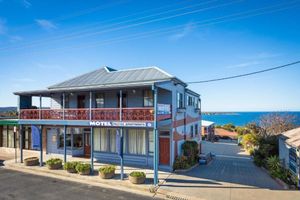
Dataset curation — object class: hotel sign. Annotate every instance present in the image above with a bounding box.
[89,121,153,128]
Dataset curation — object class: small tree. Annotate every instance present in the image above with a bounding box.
[258,113,296,137]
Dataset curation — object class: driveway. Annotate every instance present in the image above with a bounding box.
[159,140,300,200]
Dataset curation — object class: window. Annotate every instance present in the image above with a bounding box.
[58,128,83,149]
[7,126,14,148]
[190,125,194,137]
[2,126,7,147]
[195,124,198,135]
[188,96,194,106]
[143,90,153,107]
[177,92,184,108]
[94,128,117,153]
[95,93,105,108]
[59,129,71,148]
[148,131,154,156]
[109,129,116,153]
[127,129,146,155]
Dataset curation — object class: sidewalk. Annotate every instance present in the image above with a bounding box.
[1,148,200,200]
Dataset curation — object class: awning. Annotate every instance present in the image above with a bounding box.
[0,119,18,126]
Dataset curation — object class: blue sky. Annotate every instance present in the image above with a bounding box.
[0,0,300,111]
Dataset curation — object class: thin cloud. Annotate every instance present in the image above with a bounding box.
[23,0,32,8]
[9,35,23,42]
[35,19,57,31]
[12,78,35,82]
[226,61,261,69]
[0,18,7,35]
[169,22,195,41]
[36,63,64,71]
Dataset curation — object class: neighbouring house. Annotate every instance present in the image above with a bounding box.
[215,128,238,139]
[201,120,215,141]
[14,66,202,171]
[279,127,300,187]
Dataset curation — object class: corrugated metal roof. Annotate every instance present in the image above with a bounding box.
[281,127,300,148]
[48,66,174,89]
[201,120,215,127]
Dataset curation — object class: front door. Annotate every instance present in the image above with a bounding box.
[77,95,86,108]
[117,93,127,108]
[84,131,91,157]
[159,137,170,165]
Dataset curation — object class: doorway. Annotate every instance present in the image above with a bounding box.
[117,93,127,108]
[159,131,170,165]
[84,129,91,157]
[77,95,86,108]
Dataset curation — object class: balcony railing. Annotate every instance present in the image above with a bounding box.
[20,108,155,121]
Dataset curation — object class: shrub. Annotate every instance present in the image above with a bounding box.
[75,163,91,173]
[129,171,146,178]
[99,165,116,174]
[46,158,62,166]
[173,156,190,170]
[182,141,199,164]
[266,156,280,171]
[64,161,80,172]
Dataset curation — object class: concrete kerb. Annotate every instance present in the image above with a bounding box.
[3,159,205,200]
[3,159,164,199]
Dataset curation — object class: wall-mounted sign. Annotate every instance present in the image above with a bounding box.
[89,121,153,128]
[157,103,171,115]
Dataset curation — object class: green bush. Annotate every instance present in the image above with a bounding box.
[75,163,91,173]
[63,161,80,171]
[173,156,190,170]
[46,158,62,166]
[99,165,116,174]
[182,141,199,164]
[129,171,146,178]
[266,156,280,171]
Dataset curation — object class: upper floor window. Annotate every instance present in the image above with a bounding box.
[188,96,194,106]
[190,125,194,137]
[143,90,153,107]
[177,92,184,108]
[95,93,104,108]
[195,124,198,135]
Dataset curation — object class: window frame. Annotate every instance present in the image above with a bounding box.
[143,89,154,107]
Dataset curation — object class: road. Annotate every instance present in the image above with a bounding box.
[0,155,159,200]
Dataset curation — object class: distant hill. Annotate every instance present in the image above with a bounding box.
[0,107,17,112]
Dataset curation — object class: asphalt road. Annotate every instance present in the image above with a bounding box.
[0,159,159,200]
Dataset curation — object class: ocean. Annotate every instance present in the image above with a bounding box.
[202,112,300,126]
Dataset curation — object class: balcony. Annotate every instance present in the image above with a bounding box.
[20,108,155,121]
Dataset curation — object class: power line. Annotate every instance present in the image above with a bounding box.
[187,61,300,84]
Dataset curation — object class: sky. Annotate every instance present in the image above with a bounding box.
[0,0,300,111]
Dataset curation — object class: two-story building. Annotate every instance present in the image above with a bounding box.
[14,66,201,172]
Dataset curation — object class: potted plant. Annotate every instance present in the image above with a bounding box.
[99,165,116,179]
[46,158,63,170]
[24,157,39,166]
[76,163,91,175]
[129,171,146,184]
[63,161,80,173]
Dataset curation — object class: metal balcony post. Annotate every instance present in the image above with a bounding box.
[39,95,42,120]
[19,125,23,163]
[62,93,65,120]
[39,125,43,167]
[119,90,124,180]
[152,85,158,186]
[64,125,67,163]
[89,91,92,120]
[90,127,94,174]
